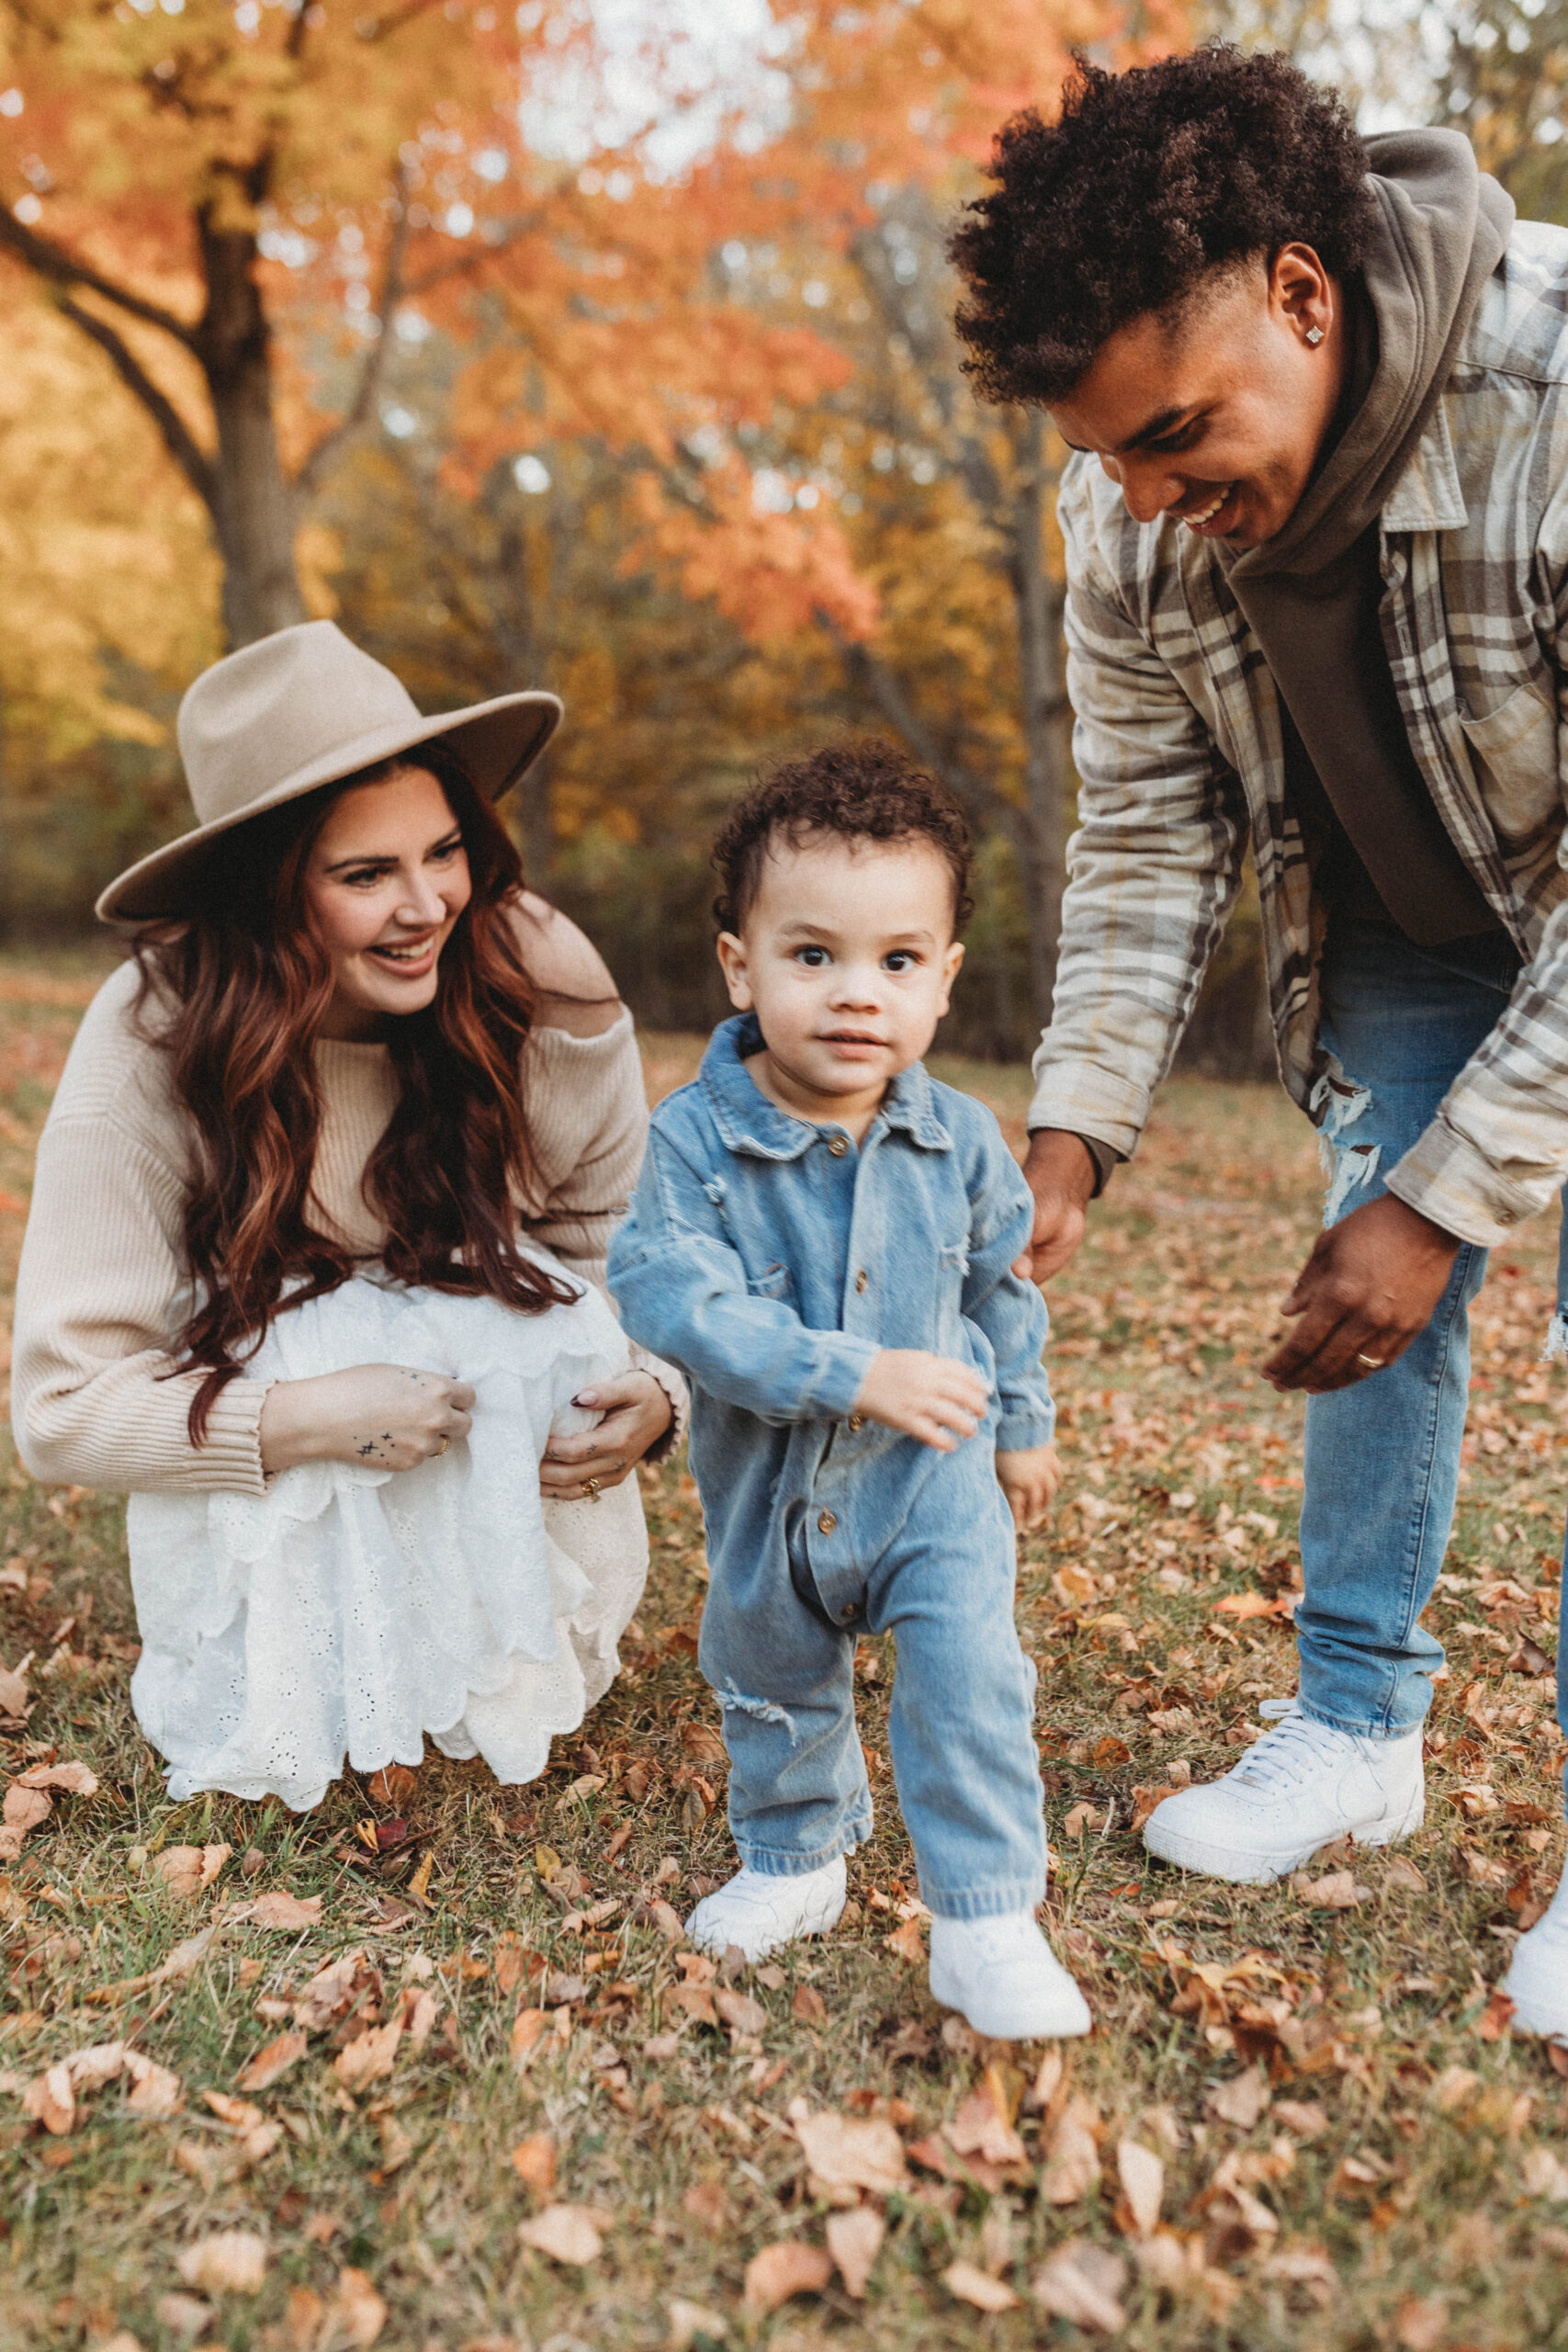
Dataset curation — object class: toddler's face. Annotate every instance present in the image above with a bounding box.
[717,829,964,1108]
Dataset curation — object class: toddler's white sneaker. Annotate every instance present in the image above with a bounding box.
[1502,1869,1568,2042]
[1142,1700,1424,1884]
[928,1911,1092,2041]
[684,1856,847,1962]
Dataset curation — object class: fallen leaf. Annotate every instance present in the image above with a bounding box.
[1394,2294,1449,2351]
[713,1987,766,2036]
[236,2031,308,2094]
[1117,2138,1164,2237]
[0,1657,31,1716]
[826,2204,884,2298]
[328,2266,388,2347]
[226,1892,322,1930]
[491,1933,529,1996]
[1206,2064,1271,2131]
[741,2240,834,2317]
[401,1988,438,2050]
[1431,2065,1481,2112]
[1477,1990,1516,2043]
[667,2297,728,2350]
[1063,1801,1101,1839]
[942,2260,1019,2312]
[793,2108,908,2196]
[510,2132,556,2194]
[517,2204,604,2266]
[1381,1856,1427,1893]
[1293,1869,1371,1909]
[86,1926,222,2007]
[67,2041,130,2090]
[152,1844,231,1900]
[647,1899,685,1944]
[886,1914,927,1963]
[175,2231,268,2295]
[1272,2100,1330,2142]
[334,2019,402,2091]
[367,1763,418,1807]
[791,1984,827,2024]
[1032,2241,1128,2335]
[681,1723,728,1763]
[1522,2146,1568,2200]
[17,1759,98,1795]
[1042,2094,1103,2205]
[125,2052,183,2118]
[153,2295,212,2342]
[24,2061,73,2135]
[950,2080,1028,2168]
[670,1983,718,2027]
[510,2009,548,2073]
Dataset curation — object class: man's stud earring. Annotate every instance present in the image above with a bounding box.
[1305,325,1325,346]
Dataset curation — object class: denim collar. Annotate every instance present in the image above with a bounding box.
[698,1013,952,1159]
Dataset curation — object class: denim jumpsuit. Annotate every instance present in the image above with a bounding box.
[607,1015,1056,1920]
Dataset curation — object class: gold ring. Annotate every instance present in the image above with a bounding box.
[436,1434,450,1456]
[1354,1352,1384,1371]
[583,1476,602,1501]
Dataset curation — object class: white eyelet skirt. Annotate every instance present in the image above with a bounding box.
[127,1264,649,1812]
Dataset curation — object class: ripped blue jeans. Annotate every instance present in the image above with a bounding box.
[697,1464,1049,1919]
[1300,918,1567,1747]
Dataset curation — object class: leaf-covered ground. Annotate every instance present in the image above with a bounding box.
[3,954,1568,2352]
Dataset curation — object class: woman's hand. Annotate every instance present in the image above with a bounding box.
[539,1370,672,1501]
[259,1363,475,1476]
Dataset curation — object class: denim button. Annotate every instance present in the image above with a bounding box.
[855,1268,868,1293]
[818,1509,837,1533]
[840,1605,856,1623]
[848,1413,864,1432]
[827,1136,849,1157]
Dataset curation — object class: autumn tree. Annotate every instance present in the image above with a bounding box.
[0,0,869,650]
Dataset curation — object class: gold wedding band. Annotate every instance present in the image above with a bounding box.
[583,1476,602,1502]
[1355,1352,1384,1371]
[436,1434,450,1456]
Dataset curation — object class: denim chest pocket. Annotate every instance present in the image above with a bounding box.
[748,1261,796,1302]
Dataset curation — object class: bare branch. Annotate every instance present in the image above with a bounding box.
[294,164,412,497]
[0,206,198,345]
[354,0,445,38]
[57,294,218,514]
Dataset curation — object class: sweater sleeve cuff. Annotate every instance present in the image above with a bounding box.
[1385,1116,1543,1248]
[179,1375,270,1498]
[629,1341,688,1461]
[1028,1060,1146,1166]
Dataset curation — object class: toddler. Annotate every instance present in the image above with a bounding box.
[609,742,1089,2038]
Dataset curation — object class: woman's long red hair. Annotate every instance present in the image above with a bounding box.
[133,747,578,1442]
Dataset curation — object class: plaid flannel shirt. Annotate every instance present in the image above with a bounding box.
[1032,218,1568,1250]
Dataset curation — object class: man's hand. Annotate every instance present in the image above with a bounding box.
[1263,1193,1461,1394]
[1015,1130,1099,1281]
[853,1350,991,1452]
[997,1442,1063,1532]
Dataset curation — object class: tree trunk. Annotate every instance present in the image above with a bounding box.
[194,190,309,649]
[1010,406,1071,1023]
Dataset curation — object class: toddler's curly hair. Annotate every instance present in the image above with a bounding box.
[713,741,974,934]
[950,45,1376,405]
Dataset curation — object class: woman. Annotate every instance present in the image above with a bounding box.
[11,621,682,1810]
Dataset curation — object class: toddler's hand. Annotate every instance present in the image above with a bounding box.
[260,1363,475,1476]
[997,1442,1062,1532]
[852,1349,990,1452]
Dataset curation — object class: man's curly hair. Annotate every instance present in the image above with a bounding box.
[951,46,1377,405]
[713,741,974,935]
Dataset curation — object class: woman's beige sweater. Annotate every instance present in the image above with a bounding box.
[11,957,680,1498]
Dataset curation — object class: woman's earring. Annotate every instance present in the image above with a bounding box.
[1305,325,1325,346]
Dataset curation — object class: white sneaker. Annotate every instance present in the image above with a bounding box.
[928,1911,1092,2041]
[1142,1700,1425,1885]
[684,1857,846,1961]
[1503,1868,1568,2041]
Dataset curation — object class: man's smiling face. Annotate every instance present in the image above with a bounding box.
[1049,243,1348,548]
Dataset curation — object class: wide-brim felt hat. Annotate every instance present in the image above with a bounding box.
[96,620,563,926]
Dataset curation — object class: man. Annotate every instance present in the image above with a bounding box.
[951,44,1568,2040]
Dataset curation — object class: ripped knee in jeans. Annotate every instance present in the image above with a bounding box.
[1311,1067,1382,1226]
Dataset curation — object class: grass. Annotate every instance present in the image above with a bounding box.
[2,948,1567,2352]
